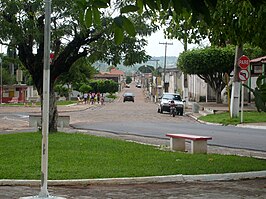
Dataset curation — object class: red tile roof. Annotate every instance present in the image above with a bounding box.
[109,68,125,75]
[98,68,125,76]
[250,56,266,64]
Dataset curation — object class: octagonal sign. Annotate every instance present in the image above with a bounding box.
[238,55,250,69]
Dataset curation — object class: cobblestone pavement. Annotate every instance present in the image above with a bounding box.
[0,84,266,198]
[1,178,266,199]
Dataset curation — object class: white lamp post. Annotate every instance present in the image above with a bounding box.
[20,0,65,198]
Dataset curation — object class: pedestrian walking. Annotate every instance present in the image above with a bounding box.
[83,93,88,104]
[77,94,83,104]
[97,92,101,104]
[90,92,95,104]
[100,95,104,105]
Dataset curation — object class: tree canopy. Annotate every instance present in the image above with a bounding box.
[178,46,235,103]
[0,0,158,131]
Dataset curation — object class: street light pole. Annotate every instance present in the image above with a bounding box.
[20,0,64,199]
[159,42,173,92]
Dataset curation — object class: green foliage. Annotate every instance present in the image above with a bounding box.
[103,79,118,93]
[126,76,132,84]
[158,0,266,52]
[105,93,117,99]
[54,84,69,97]
[1,67,15,85]
[178,46,235,103]
[79,84,92,94]
[0,55,16,85]
[56,57,96,90]
[80,0,217,46]
[160,8,208,50]
[243,75,266,112]
[103,79,119,94]
[178,46,235,75]
[138,65,155,73]
[78,79,118,94]
[243,44,266,60]
[209,1,266,49]
[199,111,266,125]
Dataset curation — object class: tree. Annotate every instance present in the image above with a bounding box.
[79,84,92,94]
[55,57,96,100]
[178,46,235,103]
[103,80,119,94]
[243,75,266,112]
[155,0,266,116]
[0,0,156,131]
[201,1,266,117]
[126,76,132,84]
[138,65,154,73]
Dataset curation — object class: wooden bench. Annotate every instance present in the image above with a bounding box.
[166,134,212,154]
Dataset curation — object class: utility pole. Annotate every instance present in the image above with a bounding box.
[159,42,173,92]
[148,59,160,102]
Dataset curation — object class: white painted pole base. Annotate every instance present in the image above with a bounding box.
[20,195,66,199]
[230,82,240,118]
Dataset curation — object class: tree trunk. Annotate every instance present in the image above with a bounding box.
[230,45,243,118]
[48,87,58,132]
[216,90,222,104]
[39,81,58,132]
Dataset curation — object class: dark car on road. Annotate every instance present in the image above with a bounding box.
[123,92,134,102]
[136,84,141,88]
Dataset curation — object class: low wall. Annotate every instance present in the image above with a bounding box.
[29,115,70,129]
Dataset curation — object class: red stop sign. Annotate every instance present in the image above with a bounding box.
[238,55,250,69]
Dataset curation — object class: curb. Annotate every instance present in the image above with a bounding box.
[1,171,265,186]
[187,113,266,130]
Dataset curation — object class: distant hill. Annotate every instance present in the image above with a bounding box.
[93,56,177,75]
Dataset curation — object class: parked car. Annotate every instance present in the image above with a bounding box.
[136,84,141,88]
[123,92,134,102]
[157,93,185,115]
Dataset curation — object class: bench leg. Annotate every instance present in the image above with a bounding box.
[170,138,185,151]
[191,140,207,154]
[59,121,64,129]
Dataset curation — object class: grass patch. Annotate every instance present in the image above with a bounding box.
[0,103,26,106]
[199,111,266,125]
[56,100,77,106]
[0,100,76,107]
[105,94,117,99]
[0,132,265,180]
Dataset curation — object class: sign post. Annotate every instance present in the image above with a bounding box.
[238,56,250,123]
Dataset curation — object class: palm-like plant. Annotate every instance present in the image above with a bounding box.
[243,75,266,112]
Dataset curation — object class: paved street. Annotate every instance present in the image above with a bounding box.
[0,83,266,198]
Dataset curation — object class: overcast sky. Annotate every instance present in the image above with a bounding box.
[145,29,183,57]
[145,28,209,57]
